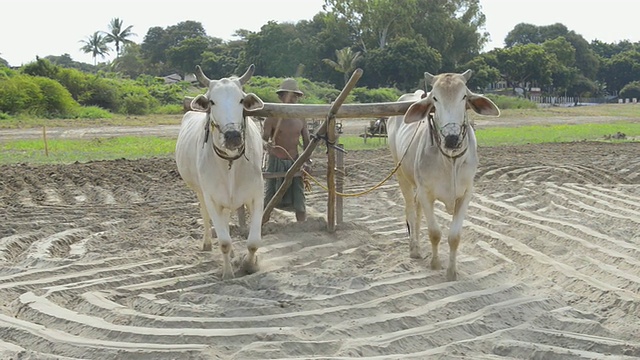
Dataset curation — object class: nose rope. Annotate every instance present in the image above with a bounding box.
[428,112,469,160]
[203,111,248,169]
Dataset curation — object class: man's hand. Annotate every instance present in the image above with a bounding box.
[302,159,312,174]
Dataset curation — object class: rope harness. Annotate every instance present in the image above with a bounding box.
[203,110,249,169]
[267,117,422,198]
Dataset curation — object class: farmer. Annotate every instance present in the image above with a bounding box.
[262,78,312,222]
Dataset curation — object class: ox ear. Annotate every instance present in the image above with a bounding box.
[242,93,264,111]
[467,93,500,116]
[190,94,210,112]
[404,97,433,124]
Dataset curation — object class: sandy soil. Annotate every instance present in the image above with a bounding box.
[1,121,640,359]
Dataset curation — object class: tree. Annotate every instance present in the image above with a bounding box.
[324,0,417,51]
[103,18,137,58]
[324,0,488,70]
[323,47,362,85]
[111,43,145,78]
[619,81,640,100]
[599,50,640,93]
[459,54,501,91]
[504,23,599,79]
[166,36,211,75]
[79,31,110,65]
[495,43,555,94]
[363,37,441,91]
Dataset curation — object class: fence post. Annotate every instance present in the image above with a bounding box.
[336,144,344,225]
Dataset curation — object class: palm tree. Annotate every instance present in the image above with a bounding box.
[79,31,110,65]
[323,47,363,86]
[103,18,136,58]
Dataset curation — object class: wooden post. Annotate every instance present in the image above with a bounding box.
[336,144,344,225]
[42,125,49,157]
[262,68,363,225]
[327,114,336,232]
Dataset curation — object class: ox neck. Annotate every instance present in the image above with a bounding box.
[428,113,469,160]
[203,116,247,169]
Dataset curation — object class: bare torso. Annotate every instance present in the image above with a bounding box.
[263,117,310,160]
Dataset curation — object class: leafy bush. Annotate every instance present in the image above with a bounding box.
[119,84,158,115]
[485,94,537,109]
[0,74,43,114]
[155,104,183,115]
[75,106,112,119]
[0,111,10,120]
[352,87,402,103]
[31,76,80,117]
[79,77,121,112]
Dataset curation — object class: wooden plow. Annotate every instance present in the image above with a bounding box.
[246,68,414,232]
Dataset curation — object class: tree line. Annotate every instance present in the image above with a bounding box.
[3,0,640,101]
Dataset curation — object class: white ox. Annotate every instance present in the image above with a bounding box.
[175,65,265,279]
[388,70,500,281]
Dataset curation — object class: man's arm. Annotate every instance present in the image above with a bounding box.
[301,119,311,151]
[262,117,274,142]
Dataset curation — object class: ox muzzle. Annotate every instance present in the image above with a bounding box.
[220,124,244,151]
[439,122,467,150]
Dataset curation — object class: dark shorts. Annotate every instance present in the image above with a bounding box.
[264,156,306,213]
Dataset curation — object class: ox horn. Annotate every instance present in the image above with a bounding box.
[461,69,473,82]
[195,65,210,87]
[238,64,255,85]
[424,72,436,87]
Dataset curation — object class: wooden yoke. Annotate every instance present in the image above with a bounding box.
[246,100,414,119]
[261,69,364,227]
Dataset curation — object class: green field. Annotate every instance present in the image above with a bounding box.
[1,121,638,165]
[1,104,639,164]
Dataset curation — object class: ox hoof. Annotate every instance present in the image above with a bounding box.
[221,269,235,280]
[446,267,457,281]
[202,243,212,252]
[430,257,442,270]
[409,250,422,259]
[242,254,260,274]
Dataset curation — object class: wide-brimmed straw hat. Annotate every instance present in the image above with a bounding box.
[276,78,304,96]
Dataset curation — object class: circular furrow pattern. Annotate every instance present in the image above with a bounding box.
[0,142,639,359]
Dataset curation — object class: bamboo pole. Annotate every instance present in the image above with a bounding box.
[327,114,337,232]
[336,144,344,225]
[42,125,49,157]
[262,68,363,225]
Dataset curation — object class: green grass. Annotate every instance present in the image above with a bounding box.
[476,122,640,146]
[0,136,176,164]
[1,122,638,165]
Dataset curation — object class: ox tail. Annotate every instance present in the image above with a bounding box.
[406,221,411,236]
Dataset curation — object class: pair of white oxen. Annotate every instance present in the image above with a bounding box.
[175,65,500,281]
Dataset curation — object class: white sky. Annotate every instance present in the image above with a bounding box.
[1,0,639,67]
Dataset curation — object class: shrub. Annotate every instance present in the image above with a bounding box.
[0,74,43,114]
[79,76,121,112]
[30,76,80,118]
[352,87,402,103]
[155,104,183,115]
[119,84,158,115]
[75,106,112,119]
[485,94,537,109]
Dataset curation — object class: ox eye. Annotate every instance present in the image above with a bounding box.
[433,96,438,102]
[209,100,215,106]
[239,98,244,104]
[462,95,467,101]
